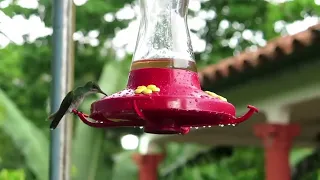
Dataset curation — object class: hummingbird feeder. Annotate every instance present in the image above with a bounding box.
[74,0,258,135]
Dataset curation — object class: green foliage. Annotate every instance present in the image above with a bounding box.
[161,143,208,175]
[98,58,131,94]
[290,148,314,166]
[72,126,105,180]
[0,89,48,180]
[0,169,25,180]
[163,147,264,180]
[292,147,320,180]
[111,151,138,180]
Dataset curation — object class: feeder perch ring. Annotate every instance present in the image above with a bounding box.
[74,68,258,135]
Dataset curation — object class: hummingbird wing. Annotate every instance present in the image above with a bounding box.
[50,91,74,130]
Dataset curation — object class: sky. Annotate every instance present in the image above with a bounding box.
[0,0,319,59]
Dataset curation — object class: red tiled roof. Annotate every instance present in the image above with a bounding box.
[199,23,320,84]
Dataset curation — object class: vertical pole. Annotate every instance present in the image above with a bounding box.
[254,124,300,180]
[50,0,75,179]
[133,154,164,180]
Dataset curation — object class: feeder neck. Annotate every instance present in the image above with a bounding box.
[133,0,194,62]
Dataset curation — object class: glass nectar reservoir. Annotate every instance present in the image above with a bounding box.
[131,0,197,72]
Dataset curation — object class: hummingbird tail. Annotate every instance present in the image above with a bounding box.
[49,111,66,130]
[50,117,61,130]
[50,120,59,130]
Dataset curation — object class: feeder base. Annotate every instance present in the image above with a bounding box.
[75,68,259,135]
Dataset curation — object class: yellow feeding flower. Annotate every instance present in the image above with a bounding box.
[147,84,160,92]
[205,91,227,102]
[217,95,227,102]
[135,84,160,94]
[135,86,147,94]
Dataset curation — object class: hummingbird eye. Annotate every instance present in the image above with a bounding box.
[92,84,99,90]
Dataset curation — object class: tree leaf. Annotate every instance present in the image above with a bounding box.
[111,151,138,180]
[0,89,49,180]
[98,58,131,94]
[0,169,26,180]
[290,148,314,166]
[72,125,105,180]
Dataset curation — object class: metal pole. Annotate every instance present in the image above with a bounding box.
[50,0,75,179]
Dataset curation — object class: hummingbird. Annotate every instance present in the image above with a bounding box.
[48,81,107,130]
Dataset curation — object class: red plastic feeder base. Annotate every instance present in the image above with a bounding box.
[75,68,258,135]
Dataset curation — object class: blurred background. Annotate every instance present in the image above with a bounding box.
[0,0,319,179]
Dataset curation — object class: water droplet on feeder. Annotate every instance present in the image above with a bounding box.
[195,127,199,129]
[203,126,206,128]
[139,126,143,129]
[219,124,224,127]
[208,126,211,128]
[232,124,236,127]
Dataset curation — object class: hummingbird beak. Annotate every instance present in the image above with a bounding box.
[99,90,108,96]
